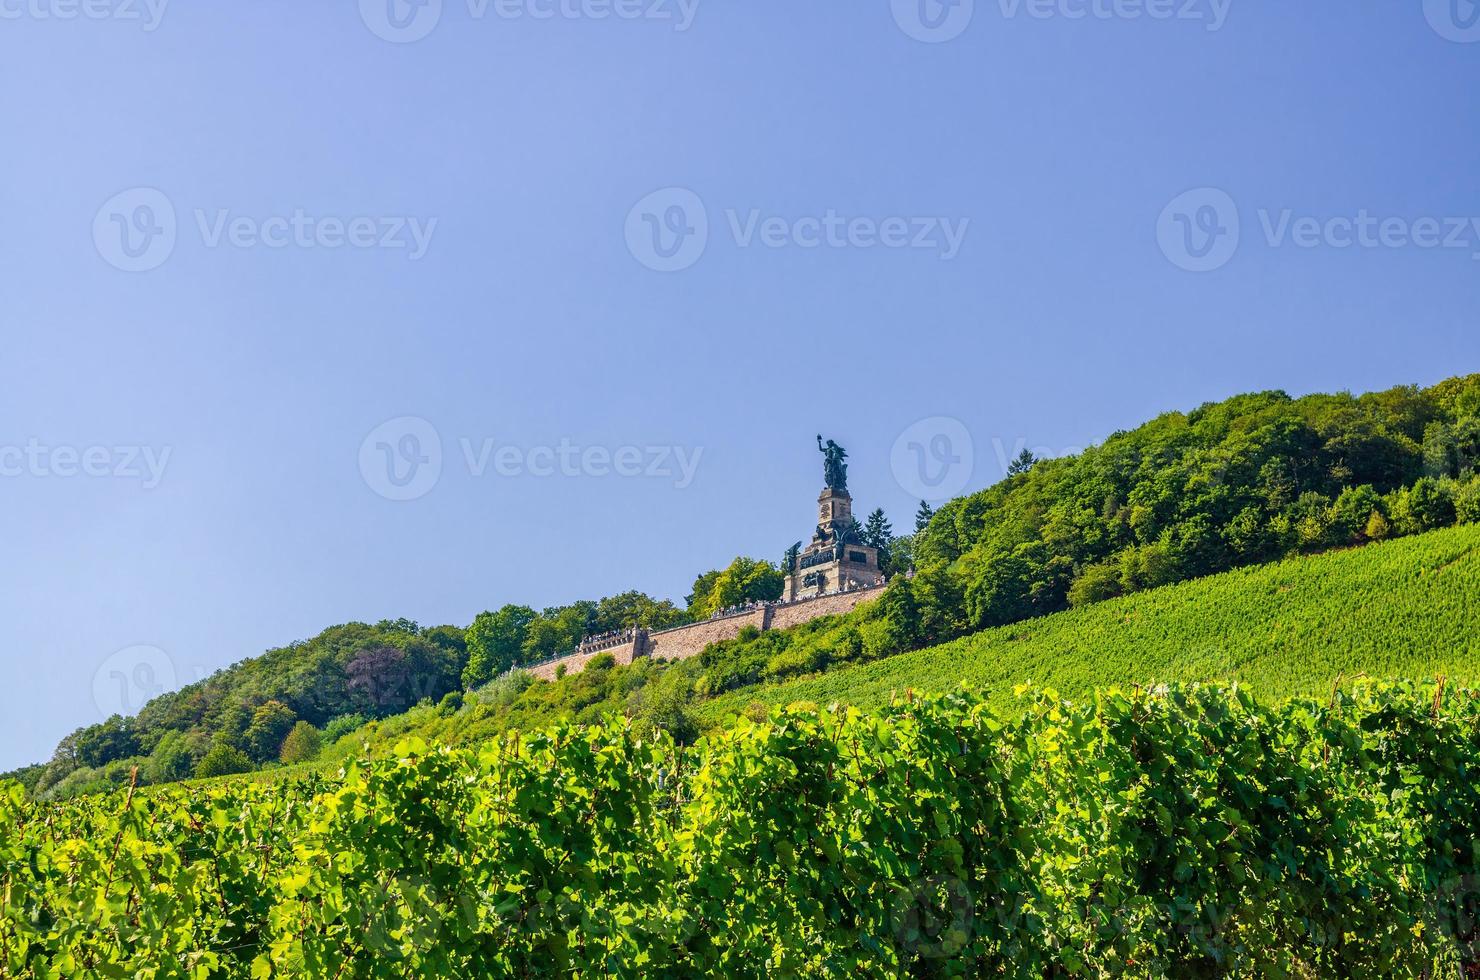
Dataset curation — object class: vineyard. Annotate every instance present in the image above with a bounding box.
[702,522,1480,725]
[4,680,1480,977]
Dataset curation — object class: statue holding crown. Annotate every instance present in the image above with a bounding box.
[817,435,848,493]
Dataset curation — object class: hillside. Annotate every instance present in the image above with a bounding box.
[700,523,1480,723]
[12,373,1480,799]
[329,522,1479,766]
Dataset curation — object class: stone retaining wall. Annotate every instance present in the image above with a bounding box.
[525,639,641,681]
[643,606,769,664]
[524,584,888,682]
[768,586,883,631]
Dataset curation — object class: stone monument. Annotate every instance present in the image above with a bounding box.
[786,436,885,600]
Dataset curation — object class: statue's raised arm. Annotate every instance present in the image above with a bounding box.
[817,435,849,492]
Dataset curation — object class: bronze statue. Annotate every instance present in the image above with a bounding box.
[816,435,848,492]
[831,518,860,559]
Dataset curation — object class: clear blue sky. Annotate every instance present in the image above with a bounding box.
[1,1,1476,771]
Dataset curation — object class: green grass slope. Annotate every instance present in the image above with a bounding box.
[700,523,1480,723]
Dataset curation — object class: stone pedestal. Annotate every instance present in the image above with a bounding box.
[786,487,885,600]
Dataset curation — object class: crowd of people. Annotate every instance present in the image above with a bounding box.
[575,627,639,653]
[704,579,884,621]
[571,580,889,652]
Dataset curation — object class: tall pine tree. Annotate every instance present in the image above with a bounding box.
[863,508,894,572]
[1007,448,1037,476]
[914,500,934,533]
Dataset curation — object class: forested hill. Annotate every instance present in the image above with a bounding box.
[10,373,1480,799]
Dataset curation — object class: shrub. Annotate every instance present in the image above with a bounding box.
[278,722,322,764]
[321,713,366,744]
[194,744,253,779]
[1454,475,1480,525]
[437,691,464,717]
[1066,561,1122,607]
[144,731,195,784]
[474,670,534,708]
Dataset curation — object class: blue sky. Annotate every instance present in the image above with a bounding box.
[1,1,1476,771]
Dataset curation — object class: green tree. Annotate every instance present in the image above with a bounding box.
[862,508,894,570]
[243,701,297,763]
[1330,485,1383,543]
[634,672,699,745]
[73,716,139,769]
[872,576,920,653]
[278,722,322,764]
[915,500,935,533]
[521,617,572,663]
[1007,448,1037,476]
[593,591,687,632]
[1067,561,1122,607]
[965,552,1036,629]
[1455,475,1480,525]
[1390,478,1455,535]
[143,730,196,784]
[687,557,786,619]
[462,604,538,688]
[194,743,252,779]
[1364,509,1391,540]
